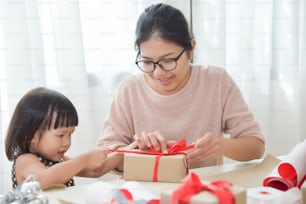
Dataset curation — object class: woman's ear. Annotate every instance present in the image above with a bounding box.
[189,39,196,60]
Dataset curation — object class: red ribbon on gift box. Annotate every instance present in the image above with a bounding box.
[172,172,235,204]
[109,139,194,182]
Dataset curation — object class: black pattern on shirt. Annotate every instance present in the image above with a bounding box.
[12,154,75,188]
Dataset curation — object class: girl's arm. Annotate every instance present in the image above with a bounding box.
[16,148,107,189]
[79,141,138,177]
[77,152,123,177]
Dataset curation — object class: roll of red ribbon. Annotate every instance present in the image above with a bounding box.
[263,139,306,191]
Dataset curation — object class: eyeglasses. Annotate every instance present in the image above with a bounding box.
[135,49,185,73]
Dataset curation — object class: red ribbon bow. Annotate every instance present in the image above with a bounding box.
[172,172,235,204]
[149,139,194,155]
[109,139,194,182]
[149,139,194,182]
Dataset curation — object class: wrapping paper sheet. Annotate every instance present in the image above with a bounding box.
[263,140,306,191]
[193,154,281,188]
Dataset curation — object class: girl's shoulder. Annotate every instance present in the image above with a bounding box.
[15,153,40,164]
[14,154,43,178]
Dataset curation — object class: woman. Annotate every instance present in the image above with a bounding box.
[97,3,265,170]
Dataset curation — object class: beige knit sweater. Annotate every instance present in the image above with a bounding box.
[98,65,265,167]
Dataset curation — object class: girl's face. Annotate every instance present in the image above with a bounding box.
[138,36,194,95]
[30,126,75,161]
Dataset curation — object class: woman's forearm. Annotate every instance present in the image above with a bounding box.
[221,136,265,161]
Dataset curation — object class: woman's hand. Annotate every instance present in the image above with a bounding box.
[187,132,222,163]
[187,132,265,166]
[134,131,176,153]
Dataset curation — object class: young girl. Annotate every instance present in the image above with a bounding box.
[5,87,125,189]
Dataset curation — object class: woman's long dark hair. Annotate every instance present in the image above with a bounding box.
[135,3,193,52]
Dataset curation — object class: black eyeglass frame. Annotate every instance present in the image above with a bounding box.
[135,49,185,73]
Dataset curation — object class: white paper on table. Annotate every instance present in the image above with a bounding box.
[86,181,116,204]
[120,181,158,201]
[85,181,158,204]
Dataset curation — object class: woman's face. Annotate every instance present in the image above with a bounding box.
[138,36,193,95]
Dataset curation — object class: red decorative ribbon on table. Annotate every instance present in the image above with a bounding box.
[171,172,235,204]
[263,140,306,191]
[108,139,194,182]
[263,162,306,191]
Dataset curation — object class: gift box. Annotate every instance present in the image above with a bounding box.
[123,139,193,183]
[123,139,194,183]
[302,182,306,204]
[123,153,188,183]
[160,172,246,204]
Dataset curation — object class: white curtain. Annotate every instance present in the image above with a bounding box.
[0,0,91,191]
[0,0,188,193]
[0,0,305,193]
[192,0,306,156]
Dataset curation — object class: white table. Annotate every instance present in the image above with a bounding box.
[42,156,274,204]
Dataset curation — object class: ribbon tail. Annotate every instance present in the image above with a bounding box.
[153,155,161,182]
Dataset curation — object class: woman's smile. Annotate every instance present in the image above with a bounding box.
[157,76,173,86]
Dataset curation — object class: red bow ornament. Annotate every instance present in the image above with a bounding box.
[171,172,235,204]
[149,139,194,182]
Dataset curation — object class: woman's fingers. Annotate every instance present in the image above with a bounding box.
[187,132,222,162]
[134,131,168,153]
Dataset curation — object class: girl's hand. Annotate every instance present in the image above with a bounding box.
[187,132,222,163]
[85,148,108,169]
[134,131,176,153]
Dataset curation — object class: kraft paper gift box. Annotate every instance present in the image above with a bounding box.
[302,182,306,204]
[160,172,246,204]
[123,153,188,183]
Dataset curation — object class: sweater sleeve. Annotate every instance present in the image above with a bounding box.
[97,79,135,149]
[221,70,265,142]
